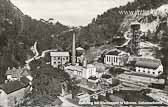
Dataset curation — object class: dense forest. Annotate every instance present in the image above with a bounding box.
[0,0,168,83]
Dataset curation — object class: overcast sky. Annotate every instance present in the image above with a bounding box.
[11,0,134,26]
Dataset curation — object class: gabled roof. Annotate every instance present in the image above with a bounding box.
[135,58,161,69]
[0,77,29,94]
[106,49,128,56]
[107,50,120,55]
[50,52,69,57]
[76,47,85,51]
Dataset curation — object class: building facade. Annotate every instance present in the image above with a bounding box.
[134,58,163,77]
[104,49,129,66]
[84,64,96,79]
[65,64,97,79]
[5,67,33,83]
[50,52,70,68]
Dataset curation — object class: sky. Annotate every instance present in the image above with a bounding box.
[11,0,134,26]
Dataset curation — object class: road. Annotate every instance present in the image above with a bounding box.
[25,41,57,69]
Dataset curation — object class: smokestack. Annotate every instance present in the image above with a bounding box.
[72,32,76,65]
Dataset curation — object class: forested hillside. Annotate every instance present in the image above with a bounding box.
[1,0,168,83]
[77,0,168,47]
[0,0,70,83]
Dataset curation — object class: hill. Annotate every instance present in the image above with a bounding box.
[77,0,168,47]
[1,0,168,83]
[0,0,70,83]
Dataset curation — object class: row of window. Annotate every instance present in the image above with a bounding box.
[106,56,119,63]
[136,68,162,75]
[53,56,69,61]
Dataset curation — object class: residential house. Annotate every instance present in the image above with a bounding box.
[5,67,33,84]
[50,52,70,68]
[0,77,30,107]
[104,49,129,66]
[133,57,163,77]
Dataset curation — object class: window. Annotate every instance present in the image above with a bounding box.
[158,71,162,74]
[112,57,113,63]
[53,57,57,60]
[62,57,65,61]
[58,57,60,60]
[116,57,117,63]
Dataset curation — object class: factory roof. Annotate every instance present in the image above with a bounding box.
[135,58,161,69]
[50,52,69,57]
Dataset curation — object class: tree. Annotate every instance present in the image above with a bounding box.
[31,59,70,97]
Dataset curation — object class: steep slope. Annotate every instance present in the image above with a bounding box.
[0,0,70,83]
[77,0,168,47]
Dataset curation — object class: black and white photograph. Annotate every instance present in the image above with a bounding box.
[0,0,168,106]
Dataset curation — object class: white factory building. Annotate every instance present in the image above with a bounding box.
[65,64,97,79]
[134,58,163,77]
[50,52,70,68]
[104,49,130,66]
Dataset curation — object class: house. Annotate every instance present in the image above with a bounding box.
[104,49,129,66]
[50,52,70,68]
[0,77,30,107]
[133,57,163,77]
[5,67,33,83]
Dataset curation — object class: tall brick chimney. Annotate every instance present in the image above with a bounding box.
[72,33,76,65]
